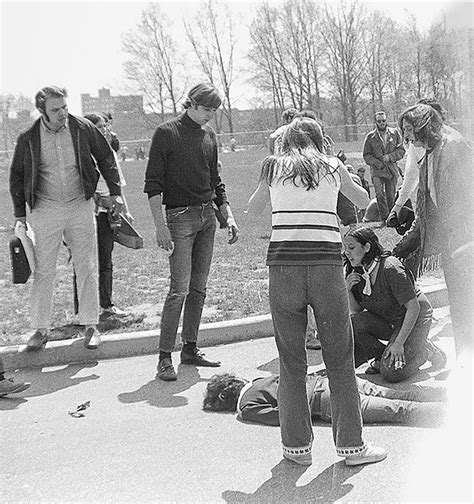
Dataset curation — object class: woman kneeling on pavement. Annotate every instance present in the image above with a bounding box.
[343,226,446,382]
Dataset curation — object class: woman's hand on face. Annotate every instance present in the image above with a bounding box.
[345,271,361,290]
[383,341,405,370]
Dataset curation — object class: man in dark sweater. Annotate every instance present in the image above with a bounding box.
[144,83,239,381]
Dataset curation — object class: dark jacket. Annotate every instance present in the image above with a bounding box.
[363,126,405,180]
[9,114,121,218]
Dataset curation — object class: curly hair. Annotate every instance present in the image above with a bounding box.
[398,104,443,149]
[260,117,338,190]
[203,374,246,412]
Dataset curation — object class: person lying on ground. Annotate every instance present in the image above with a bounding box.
[203,370,447,427]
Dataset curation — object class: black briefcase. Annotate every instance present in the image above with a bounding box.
[9,236,31,284]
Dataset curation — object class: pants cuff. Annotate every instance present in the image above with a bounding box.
[336,442,367,457]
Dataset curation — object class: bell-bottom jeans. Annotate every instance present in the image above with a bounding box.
[159,202,216,353]
[269,264,365,458]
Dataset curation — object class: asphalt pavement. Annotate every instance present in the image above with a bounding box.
[1,304,472,503]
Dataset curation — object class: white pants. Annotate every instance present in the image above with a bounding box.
[29,197,99,329]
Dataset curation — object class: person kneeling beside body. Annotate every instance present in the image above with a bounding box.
[204,371,447,428]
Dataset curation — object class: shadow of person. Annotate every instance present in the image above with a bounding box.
[0,362,100,411]
[222,459,363,503]
[117,363,208,409]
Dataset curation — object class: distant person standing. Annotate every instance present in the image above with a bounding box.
[268,107,298,154]
[102,112,120,153]
[145,83,239,382]
[9,86,122,351]
[84,112,132,318]
[363,112,405,223]
[356,166,370,196]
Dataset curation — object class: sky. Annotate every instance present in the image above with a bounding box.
[1,0,472,114]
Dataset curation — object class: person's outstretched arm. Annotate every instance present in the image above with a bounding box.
[245,181,270,216]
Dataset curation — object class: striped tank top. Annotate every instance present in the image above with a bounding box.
[266,157,342,266]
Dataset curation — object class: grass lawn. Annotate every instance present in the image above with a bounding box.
[0,148,436,345]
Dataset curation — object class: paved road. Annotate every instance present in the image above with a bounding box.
[1,311,472,503]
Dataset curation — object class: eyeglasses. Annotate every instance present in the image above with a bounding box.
[376,119,387,124]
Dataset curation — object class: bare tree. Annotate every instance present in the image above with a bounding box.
[122,4,186,119]
[184,0,238,133]
[319,0,371,140]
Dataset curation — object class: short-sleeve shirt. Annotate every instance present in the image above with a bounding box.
[351,256,420,326]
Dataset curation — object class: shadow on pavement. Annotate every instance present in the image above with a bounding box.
[222,459,363,503]
[0,362,99,410]
[117,363,209,408]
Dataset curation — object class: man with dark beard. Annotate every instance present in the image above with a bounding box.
[363,111,405,223]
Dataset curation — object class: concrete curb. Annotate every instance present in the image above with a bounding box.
[0,283,449,371]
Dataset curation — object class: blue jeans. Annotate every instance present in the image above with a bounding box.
[159,202,216,353]
[269,264,365,457]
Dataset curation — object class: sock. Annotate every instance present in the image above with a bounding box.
[182,341,197,354]
[159,351,171,362]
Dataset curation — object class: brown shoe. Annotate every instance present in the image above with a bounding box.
[26,330,48,351]
[157,358,177,381]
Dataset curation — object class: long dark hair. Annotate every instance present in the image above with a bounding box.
[343,226,389,274]
[260,117,338,190]
[398,104,443,149]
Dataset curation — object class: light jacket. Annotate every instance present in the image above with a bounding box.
[363,126,405,180]
[9,114,121,218]
[393,126,473,266]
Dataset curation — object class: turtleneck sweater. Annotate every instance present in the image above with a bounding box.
[144,111,228,209]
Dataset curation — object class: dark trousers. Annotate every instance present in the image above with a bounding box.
[351,294,433,382]
[96,212,115,309]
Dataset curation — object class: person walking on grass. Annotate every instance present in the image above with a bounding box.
[246,117,386,467]
[9,86,122,351]
[144,83,239,382]
[362,111,405,224]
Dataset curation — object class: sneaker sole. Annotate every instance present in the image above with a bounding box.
[345,453,387,466]
[283,454,313,466]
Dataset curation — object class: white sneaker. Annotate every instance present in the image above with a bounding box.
[101,306,128,317]
[345,444,387,466]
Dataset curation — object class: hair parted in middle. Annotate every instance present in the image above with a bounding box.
[343,226,388,272]
[398,103,443,149]
[260,117,338,190]
[183,82,222,110]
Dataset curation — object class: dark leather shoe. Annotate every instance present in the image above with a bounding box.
[26,330,48,351]
[157,358,177,381]
[180,348,221,367]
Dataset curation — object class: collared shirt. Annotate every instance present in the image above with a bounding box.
[36,119,84,202]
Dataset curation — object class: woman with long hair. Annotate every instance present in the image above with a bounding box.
[344,226,445,381]
[394,104,473,359]
[245,118,386,467]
